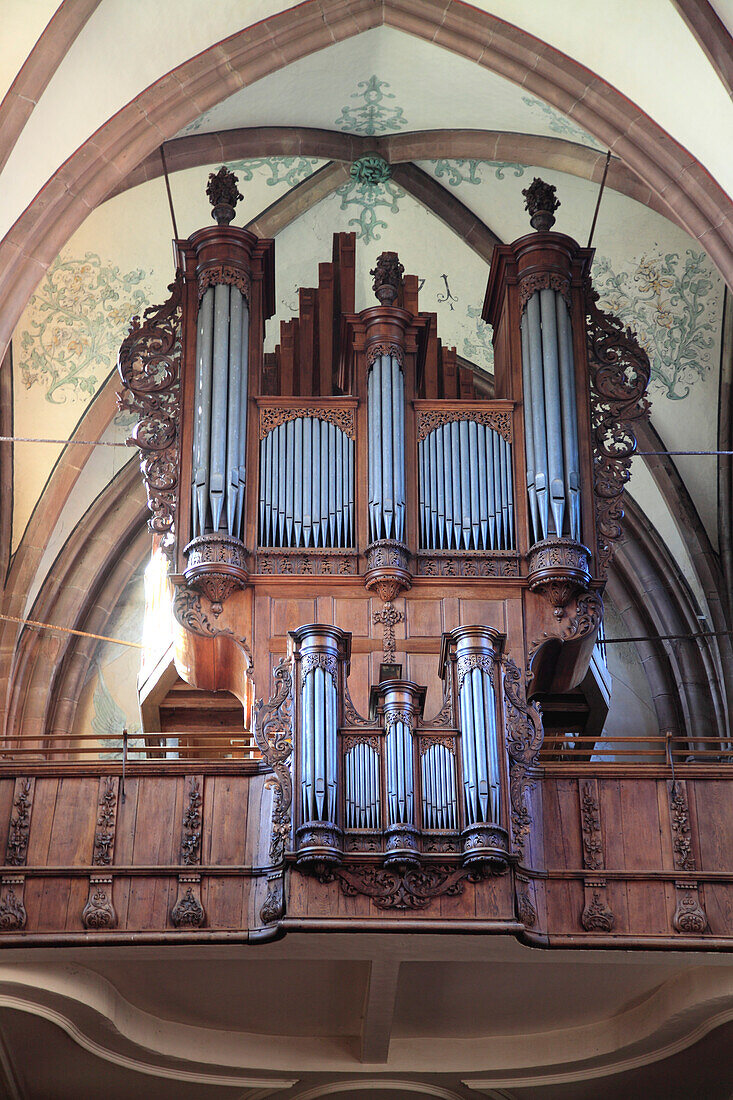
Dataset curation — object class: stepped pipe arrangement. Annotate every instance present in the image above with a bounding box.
[292,625,351,868]
[259,417,354,548]
[370,679,426,866]
[418,420,515,551]
[442,627,510,868]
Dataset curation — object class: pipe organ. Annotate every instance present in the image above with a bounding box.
[119,170,650,918]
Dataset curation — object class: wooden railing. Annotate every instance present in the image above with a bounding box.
[0,729,261,765]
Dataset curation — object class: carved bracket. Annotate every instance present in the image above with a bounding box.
[171,874,205,929]
[82,876,116,930]
[585,280,651,577]
[0,877,26,931]
[117,275,182,549]
[502,657,543,860]
[252,658,294,865]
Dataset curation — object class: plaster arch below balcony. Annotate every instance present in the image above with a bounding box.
[0,951,731,1088]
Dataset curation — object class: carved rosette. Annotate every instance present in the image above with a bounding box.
[527,537,592,619]
[82,876,116,930]
[0,878,26,932]
[117,276,182,549]
[171,875,205,928]
[461,823,510,869]
[585,281,651,576]
[252,658,294,866]
[183,533,249,615]
[365,540,412,602]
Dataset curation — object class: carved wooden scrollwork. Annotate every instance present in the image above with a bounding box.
[342,680,372,728]
[518,271,570,311]
[82,876,116,930]
[6,777,33,866]
[415,409,513,443]
[502,657,543,860]
[171,876,205,928]
[419,735,456,756]
[366,342,404,367]
[92,777,118,866]
[252,658,294,865]
[585,281,651,577]
[172,587,255,675]
[320,863,488,911]
[300,653,338,690]
[117,276,183,548]
[198,265,250,301]
[259,406,356,440]
[456,653,494,693]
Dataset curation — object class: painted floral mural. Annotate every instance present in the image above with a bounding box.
[229,156,319,189]
[430,160,526,185]
[521,95,603,149]
[334,75,407,135]
[17,252,150,403]
[593,249,720,399]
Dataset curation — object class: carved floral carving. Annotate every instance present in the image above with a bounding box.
[256,552,358,576]
[518,271,570,311]
[206,165,243,226]
[93,777,118,866]
[6,778,33,866]
[117,276,182,548]
[522,176,560,231]
[668,780,695,872]
[252,658,294,865]
[585,281,651,576]
[181,777,203,866]
[416,553,519,578]
[82,877,116,929]
[171,880,205,928]
[197,265,250,301]
[580,781,604,871]
[301,653,338,690]
[416,409,513,444]
[366,342,404,367]
[456,653,494,694]
[581,890,615,932]
[373,600,405,663]
[259,405,356,440]
[502,657,543,859]
[0,884,26,931]
[320,863,487,911]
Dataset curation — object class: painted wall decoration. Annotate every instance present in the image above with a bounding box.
[229,156,320,189]
[463,304,494,371]
[334,75,407,135]
[521,95,604,149]
[92,665,143,760]
[17,252,150,403]
[593,249,720,400]
[336,155,404,243]
[431,160,526,186]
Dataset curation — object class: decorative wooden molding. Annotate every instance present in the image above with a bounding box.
[117,276,183,547]
[6,777,33,866]
[92,777,118,866]
[318,862,488,911]
[366,342,404,367]
[259,405,355,440]
[252,658,294,865]
[82,876,116,930]
[343,734,381,753]
[415,408,513,444]
[342,681,373,728]
[0,877,26,931]
[456,653,494,693]
[416,552,520,578]
[197,264,250,301]
[170,874,205,928]
[419,734,457,756]
[502,657,544,860]
[585,280,651,577]
[256,552,358,576]
[300,653,338,690]
[181,777,203,866]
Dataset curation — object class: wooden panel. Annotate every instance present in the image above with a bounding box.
[46,777,98,865]
[131,778,179,864]
[24,778,58,866]
[271,598,318,639]
[613,780,663,868]
[406,599,442,638]
[541,778,583,868]
[693,780,733,871]
[334,597,369,637]
[205,775,249,866]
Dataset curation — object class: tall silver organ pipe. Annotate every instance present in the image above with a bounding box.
[521,288,581,543]
[344,741,381,830]
[452,627,502,825]
[420,743,458,831]
[385,712,414,827]
[368,353,406,542]
[259,417,354,548]
[192,284,249,539]
[418,421,514,551]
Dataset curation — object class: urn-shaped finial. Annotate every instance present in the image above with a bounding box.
[371,251,404,305]
[522,177,560,231]
[206,166,243,226]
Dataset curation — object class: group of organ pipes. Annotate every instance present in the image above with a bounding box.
[119,169,648,891]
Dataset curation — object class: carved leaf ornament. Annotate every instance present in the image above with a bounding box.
[252,658,294,865]
[502,657,543,859]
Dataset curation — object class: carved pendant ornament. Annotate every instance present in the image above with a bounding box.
[82,876,116,930]
[117,276,182,550]
[0,878,26,931]
[372,600,405,663]
[171,876,205,928]
[585,280,651,577]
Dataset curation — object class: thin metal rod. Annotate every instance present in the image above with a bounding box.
[587,150,612,249]
[602,630,733,644]
[0,436,132,447]
[636,451,733,456]
[160,144,179,240]
[0,613,145,649]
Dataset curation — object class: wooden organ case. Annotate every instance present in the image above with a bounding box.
[118,171,650,927]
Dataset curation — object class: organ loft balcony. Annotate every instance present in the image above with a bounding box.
[0,172,730,955]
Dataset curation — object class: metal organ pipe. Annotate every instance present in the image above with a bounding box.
[521,288,581,542]
[420,744,458,831]
[345,741,381,831]
[368,354,406,542]
[451,627,502,826]
[418,422,515,551]
[191,284,250,540]
[259,418,354,548]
